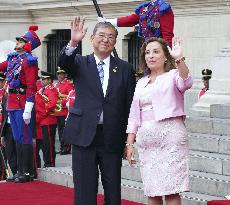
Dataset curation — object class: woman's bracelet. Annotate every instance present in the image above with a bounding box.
[126,143,134,147]
[175,56,185,64]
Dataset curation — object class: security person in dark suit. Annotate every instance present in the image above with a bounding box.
[58,16,136,205]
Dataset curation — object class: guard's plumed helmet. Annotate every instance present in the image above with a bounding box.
[16,26,41,52]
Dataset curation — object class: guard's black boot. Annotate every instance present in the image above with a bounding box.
[6,144,23,182]
[43,163,54,168]
[22,144,34,179]
[16,144,23,174]
[6,172,21,182]
[60,150,71,155]
[14,173,33,183]
[60,146,71,155]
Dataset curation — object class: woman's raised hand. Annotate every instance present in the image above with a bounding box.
[168,37,183,60]
[70,16,88,47]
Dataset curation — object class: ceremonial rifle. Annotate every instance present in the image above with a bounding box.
[0,41,15,178]
[0,123,13,178]
[0,146,11,178]
[0,95,13,178]
[92,0,119,58]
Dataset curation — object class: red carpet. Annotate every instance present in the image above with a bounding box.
[0,180,144,205]
[208,201,230,205]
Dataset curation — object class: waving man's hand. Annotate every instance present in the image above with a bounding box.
[70,16,88,47]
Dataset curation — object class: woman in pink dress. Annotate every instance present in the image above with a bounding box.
[126,37,193,205]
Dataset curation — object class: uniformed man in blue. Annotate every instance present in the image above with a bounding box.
[99,0,174,46]
[0,26,41,183]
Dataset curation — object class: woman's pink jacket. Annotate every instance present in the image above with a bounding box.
[126,69,193,134]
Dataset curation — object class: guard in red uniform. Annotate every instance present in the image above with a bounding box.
[65,88,75,154]
[99,0,174,46]
[0,26,41,183]
[35,78,43,168]
[66,88,75,110]
[54,67,73,155]
[198,69,212,99]
[35,71,58,167]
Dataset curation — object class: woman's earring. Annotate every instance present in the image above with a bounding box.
[164,59,167,63]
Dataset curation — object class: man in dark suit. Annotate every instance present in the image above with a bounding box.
[58,16,136,205]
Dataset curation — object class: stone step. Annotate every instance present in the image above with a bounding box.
[181,192,225,205]
[38,166,227,205]
[189,170,230,197]
[121,161,142,182]
[121,154,230,187]
[122,150,230,181]
[122,162,230,197]
[39,166,229,204]
[188,132,230,154]
[189,107,210,118]
[99,178,147,204]
[210,104,230,119]
[37,166,147,204]
[189,150,230,175]
[185,116,230,135]
[38,166,74,188]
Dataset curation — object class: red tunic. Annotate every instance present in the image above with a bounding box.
[54,79,74,116]
[198,87,207,99]
[35,83,58,126]
[117,3,174,46]
[0,52,38,110]
[35,79,43,139]
[66,89,75,110]
[36,80,43,91]
[36,124,43,140]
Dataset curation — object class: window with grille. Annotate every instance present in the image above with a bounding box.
[46,29,82,75]
[128,31,142,73]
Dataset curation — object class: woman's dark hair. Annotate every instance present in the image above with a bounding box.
[139,37,176,75]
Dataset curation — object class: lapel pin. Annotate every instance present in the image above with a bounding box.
[113,67,118,73]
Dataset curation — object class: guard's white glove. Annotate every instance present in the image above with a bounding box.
[97,16,117,27]
[23,101,34,125]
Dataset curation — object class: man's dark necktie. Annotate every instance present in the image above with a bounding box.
[97,61,104,86]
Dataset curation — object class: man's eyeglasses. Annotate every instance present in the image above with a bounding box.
[95,33,116,42]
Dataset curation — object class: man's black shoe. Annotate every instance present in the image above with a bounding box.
[6,173,21,182]
[60,150,71,155]
[43,164,54,168]
[14,173,33,183]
